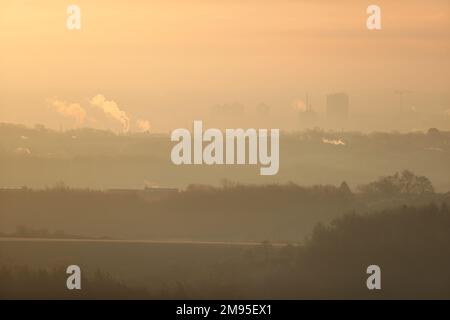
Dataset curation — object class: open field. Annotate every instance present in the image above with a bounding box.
[0,238,253,289]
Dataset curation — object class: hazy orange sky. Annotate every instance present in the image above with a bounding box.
[0,0,449,132]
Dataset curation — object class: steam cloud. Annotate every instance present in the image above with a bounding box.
[322,138,346,146]
[47,94,150,133]
[292,100,307,112]
[90,94,130,132]
[136,119,151,132]
[47,97,87,126]
[15,147,31,155]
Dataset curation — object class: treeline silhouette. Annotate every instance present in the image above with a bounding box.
[0,266,151,299]
[1,172,448,241]
[1,203,449,299]
[358,170,434,196]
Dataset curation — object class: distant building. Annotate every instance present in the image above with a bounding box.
[298,93,318,128]
[143,186,179,199]
[210,103,245,118]
[326,93,349,128]
[209,102,246,128]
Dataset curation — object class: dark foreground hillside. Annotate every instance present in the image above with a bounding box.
[1,173,448,242]
[1,203,449,299]
[0,182,356,241]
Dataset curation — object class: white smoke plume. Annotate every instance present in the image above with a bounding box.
[292,99,307,112]
[47,97,87,126]
[322,138,346,146]
[136,119,151,132]
[90,94,130,132]
[15,147,31,155]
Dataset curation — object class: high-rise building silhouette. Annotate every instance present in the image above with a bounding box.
[298,93,318,128]
[326,92,349,128]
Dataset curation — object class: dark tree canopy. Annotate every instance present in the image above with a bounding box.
[358,170,434,196]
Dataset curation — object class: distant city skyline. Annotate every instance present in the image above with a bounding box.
[1,0,449,132]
